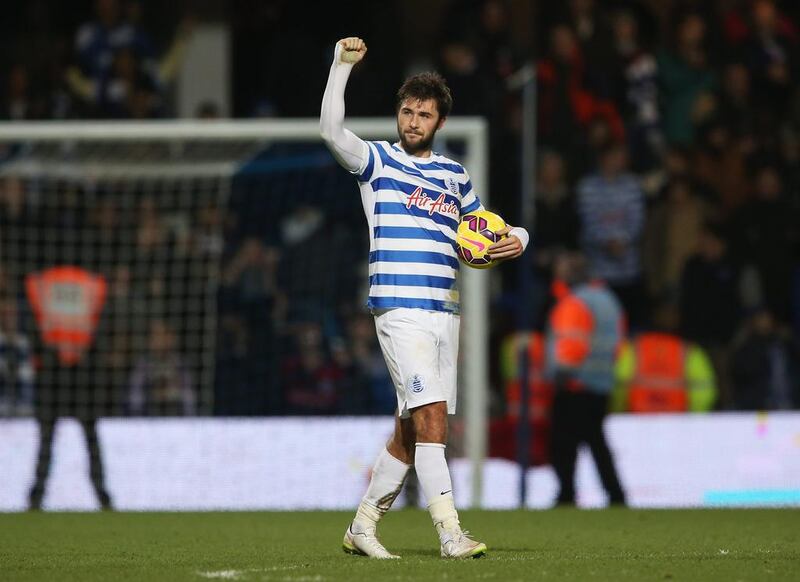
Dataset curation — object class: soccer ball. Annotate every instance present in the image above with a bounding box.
[456,210,507,269]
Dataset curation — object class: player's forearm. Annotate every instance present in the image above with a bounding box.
[509,226,530,252]
[319,49,368,173]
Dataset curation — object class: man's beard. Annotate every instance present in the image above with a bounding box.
[398,126,436,155]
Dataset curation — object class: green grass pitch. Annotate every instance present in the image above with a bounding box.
[1,509,797,581]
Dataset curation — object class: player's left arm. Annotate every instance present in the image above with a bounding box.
[460,169,529,261]
[488,225,529,261]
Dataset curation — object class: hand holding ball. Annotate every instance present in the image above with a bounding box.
[456,210,507,269]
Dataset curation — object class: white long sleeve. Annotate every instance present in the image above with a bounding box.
[509,226,530,252]
[320,45,369,174]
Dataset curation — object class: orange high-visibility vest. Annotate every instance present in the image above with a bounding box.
[25,266,107,366]
[628,333,688,412]
[505,332,553,422]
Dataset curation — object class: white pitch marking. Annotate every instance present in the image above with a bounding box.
[197,566,299,580]
[197,571,244,580]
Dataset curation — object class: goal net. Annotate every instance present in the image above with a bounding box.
[0,119,489,504]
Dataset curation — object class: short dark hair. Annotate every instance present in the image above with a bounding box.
[396,72,452,119]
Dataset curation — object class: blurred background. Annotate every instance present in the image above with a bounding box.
[0,0,799,511]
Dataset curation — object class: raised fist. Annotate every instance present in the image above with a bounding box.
[337,37,367,65]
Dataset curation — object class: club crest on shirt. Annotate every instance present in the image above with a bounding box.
[446,177,458,195]
[407,374,426,393]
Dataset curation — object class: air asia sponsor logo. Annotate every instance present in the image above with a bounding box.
[406,187,459,218]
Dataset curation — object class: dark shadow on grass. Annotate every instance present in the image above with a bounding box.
[392,549,441,558]
[489,548,535,552]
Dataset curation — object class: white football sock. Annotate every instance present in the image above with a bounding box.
[353,448,410,529]
[415,443,460,532]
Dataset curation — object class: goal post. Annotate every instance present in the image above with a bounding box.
[0,118,490,508]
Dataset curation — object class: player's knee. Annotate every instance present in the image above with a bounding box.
[387,432,414,464]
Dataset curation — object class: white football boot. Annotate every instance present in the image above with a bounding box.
[342,522,400,559]
[438,525,487,559]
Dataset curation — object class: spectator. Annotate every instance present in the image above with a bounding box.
[214,314,251,415]
[219,237,282,414]
[546,251,627,506]
[744,0,797,118]
[1,64,51,121]
[0,176,37,283]
[537,25,625,172]
[639,144,695,200]
[609,9,662,170]
[679,223,743,406]
[474,0,523,82]
[534,150,580,259]
[128,319,195,415]
[576,141,646,327]
[730,164,797,324]
[281,321,344,415]
[194,203,226,259]
[530,150,579,325]
[565,0,614,84]
[437,40,498,119]
[692,119,751,215]
[721,0,757,46]
[644,178,708,304]
[613,303,717,413]
[333,312,395,415]
[221,237,281,324]
[658,12,716,146]
[129,195,170,307]
[277,204,358,326]
[93,265,140,415]
[716,61,760,139]
[730,307,799,410]
[0,297,35,416]
[87,195,129,276]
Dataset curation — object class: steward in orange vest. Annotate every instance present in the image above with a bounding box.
[613,332,716,413]
[612,303,716,413]
[26,266,107,367]
[25,265,113,510]
[546,252,627,506]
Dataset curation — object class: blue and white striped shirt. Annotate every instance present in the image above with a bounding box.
[353,141,483,314]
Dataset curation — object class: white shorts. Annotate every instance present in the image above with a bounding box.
[373,307,460,419]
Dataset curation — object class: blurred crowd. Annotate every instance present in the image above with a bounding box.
[0,0,192,120]
[516,0,800,412]
[437,0,800,414]
[0,0,799,418]
[0,155,395,418]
